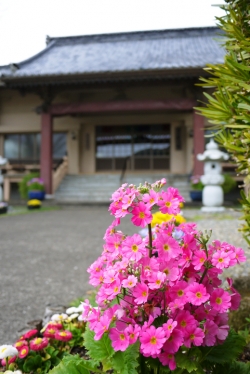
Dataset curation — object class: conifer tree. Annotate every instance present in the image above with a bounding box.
[197,0,250,243]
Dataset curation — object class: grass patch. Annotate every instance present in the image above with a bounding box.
[185,213,237,221]
[0,205,60,217]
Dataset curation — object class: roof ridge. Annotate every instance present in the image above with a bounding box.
[47,26,221,45]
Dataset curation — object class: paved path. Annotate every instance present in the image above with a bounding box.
[0,206,248,343]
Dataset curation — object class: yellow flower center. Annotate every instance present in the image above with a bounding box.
[132,244,138,252]
[139,212,145,219]
[150,336,157,344]
[216,297,222,304]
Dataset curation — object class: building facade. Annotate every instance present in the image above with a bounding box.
[0,27,224,197]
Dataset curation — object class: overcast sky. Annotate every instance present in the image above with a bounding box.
[0,0,225,66]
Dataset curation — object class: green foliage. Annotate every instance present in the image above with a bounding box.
[222,173,237,193]
[196,0,250,242]
[82,326,140,373]
[18,172,39,199]
[48,354,101,374]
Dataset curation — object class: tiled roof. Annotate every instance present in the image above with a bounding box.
[0,27,225,81]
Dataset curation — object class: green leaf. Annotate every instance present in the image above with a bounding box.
[200,329,246,365]
[111,341,140,374]
[83,326,115,362]
[49,354,102,374]
[23,355,43,372]
[175,350,199,373]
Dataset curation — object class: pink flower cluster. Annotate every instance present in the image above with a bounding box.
[83,180,246,371]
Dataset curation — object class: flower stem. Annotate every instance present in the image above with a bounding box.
[148,223,153,257]
[5,357,8,370]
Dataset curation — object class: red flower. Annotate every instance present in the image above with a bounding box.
[30,337,49,351]
[18,345,29,359]
[22,329,38,340]
[47,322,63,330]
[1,355,16,366]
[14,339,28,351]
[55,330,73,342]
[43,327,58,339]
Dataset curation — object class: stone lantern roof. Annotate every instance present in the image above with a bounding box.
[197,139,229,162]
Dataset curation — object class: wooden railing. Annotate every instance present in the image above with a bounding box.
[53,156,68,193]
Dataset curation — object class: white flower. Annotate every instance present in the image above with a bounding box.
[68,313,79,321]
[51,313,68,321]
[66,307,79,314]
[0,345,18,359]
[4,371,22,374]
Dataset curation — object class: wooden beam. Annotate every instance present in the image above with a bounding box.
[49,99,196,116]
[193,111,205,176]
[40,113,53,194]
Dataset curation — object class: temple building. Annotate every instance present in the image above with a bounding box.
[0,27,224,202]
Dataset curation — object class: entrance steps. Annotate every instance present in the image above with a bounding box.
[54,174,191,203]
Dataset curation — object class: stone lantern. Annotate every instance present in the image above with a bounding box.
[0,155,7,202]
[197,139,229,212]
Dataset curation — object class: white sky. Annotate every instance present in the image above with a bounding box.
[0,0,225,66]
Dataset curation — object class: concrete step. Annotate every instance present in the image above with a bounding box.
[55,174,191,203]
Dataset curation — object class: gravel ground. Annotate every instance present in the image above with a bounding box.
[0,205,248,344]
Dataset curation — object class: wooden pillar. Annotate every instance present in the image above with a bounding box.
[193,111,205,176]
[40,113,53,194]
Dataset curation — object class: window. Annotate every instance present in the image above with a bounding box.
[4,133,66,163]
[96,125,170,171]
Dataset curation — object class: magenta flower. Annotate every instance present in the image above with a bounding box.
[154,233,181,261]
[122,275,138,288]
[210,289,231,312]
[142,190,158,207]
[55,330,73,342]
[186,283,210,306]
[18,345,29,359]
[93,314,111,340]
[30,337,49,351]
[122,233,146,261]
[212,250,231,269]
[162,328,183,354]
[131,202,152,227]
[125,324,141,344]
[109,328,129,351]
[203,320,218,346]
[140,326,166,356]
[14,339,28,351]
[43,327,58,339]
[159,352,176,370]
[183,326,205,348]
[133,282,149,304]
[192,250,207,270]
[21,329,38,340]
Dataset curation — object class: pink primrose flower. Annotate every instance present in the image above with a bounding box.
[140,325,166,356]
[133,282,149,304]
[93,314,112,340]
[216,324,229,342]
[203,320,218,346]
[212,250,231,269]
[125,324,141,344]
[122,234,146,261]
[234,247,247,264]
[163,319,177,339]
[142,190,158,207]
[160,260,179,284]
[210,289,231,312]
[18,345,29,359]
[192,250,207,270]
[176,310,197,332]
[30,337,49,351]
[162,328,183,354]
[158,188,183,215]
[55,330,73,342]
[122,275,138,288]
[154,233,181,261]
[170,281,188,305]
[148,271,166,290]
[183,326,204,348]
[186,282,210,306]
[109,328,130,351]
[131,202,152,227]
[104,280,121,301]
[159,352,176,370]
[121,193,135,209]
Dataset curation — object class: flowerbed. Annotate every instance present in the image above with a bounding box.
[1,179,250,373]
